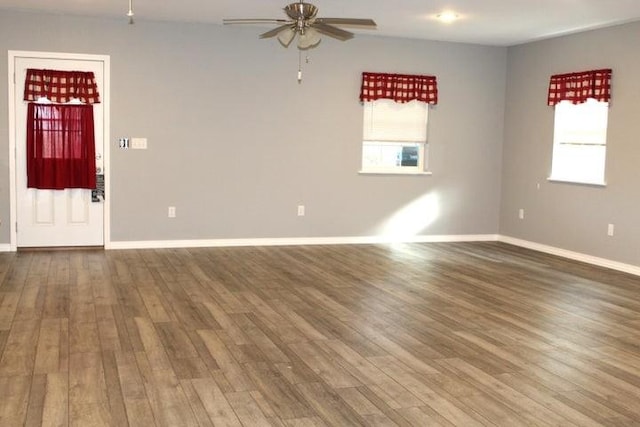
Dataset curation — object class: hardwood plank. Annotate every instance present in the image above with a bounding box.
[196,329,238,369]
[134,317,172,371]
[0,319,40,376]
[336,387,383,416]
[295,382,368,426]
[190,377,243,426]
[180,379,215,427]
[114,350,157,426]
[138,364,199,427]
[202,300,249,344]
[69,320,100,355]
[68,352,112,426]
[101,350,130,427]
[0,330,9,359]
[554,390,636,425]
[14,282,45,322]
[435,358,574,425]
[95,304,123,351]
[138,286,172,323]
[288,341,362,389]
[283,417,329,427]
[42,284,69,319]
[40,373,69,427]
[0,375,31,425]
[1,252,32,292]
[34,318,62,374]
[0,292,22,329]
[244,361,315,419]
[155,322,210,379]
[395,406,455,427]
[225,391,273,426]
[359,382,423,411]
[24,373,46,427]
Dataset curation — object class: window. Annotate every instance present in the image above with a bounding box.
[549,98,609,185]
[361,99,429,174]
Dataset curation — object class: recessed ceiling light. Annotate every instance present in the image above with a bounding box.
[436,11,459,23]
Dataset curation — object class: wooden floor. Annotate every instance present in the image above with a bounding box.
[1,242,640,426]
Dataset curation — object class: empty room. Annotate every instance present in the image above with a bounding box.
[1,0,640,425]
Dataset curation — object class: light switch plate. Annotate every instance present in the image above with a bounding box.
[131,137,147,149]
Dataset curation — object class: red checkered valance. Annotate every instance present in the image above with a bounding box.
[360,72,438,104]
[547,68,611,106]
[24,69,101,104]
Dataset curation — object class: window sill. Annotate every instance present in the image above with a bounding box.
[547,177,606,187]
[359,170,433,176]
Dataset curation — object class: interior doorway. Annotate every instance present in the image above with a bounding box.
[8,51,111,250]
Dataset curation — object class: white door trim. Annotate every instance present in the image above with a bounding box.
[8,50,111,251]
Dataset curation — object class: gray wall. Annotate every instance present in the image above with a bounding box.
[501,22,640,265]
[0,11,506,243]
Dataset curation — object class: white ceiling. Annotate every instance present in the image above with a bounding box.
[2,0,640,46]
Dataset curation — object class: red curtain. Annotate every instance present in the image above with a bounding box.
[360,72,438,104]
[547,68,612,106]
[27,103,96,189]
[24,69,101,104]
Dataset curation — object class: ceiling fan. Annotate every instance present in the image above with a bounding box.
[223,0,377,50]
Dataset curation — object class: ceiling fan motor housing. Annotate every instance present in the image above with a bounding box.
[285,2,319,21]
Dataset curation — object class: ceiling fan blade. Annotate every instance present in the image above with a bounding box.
[223,18,289,25]
[310,23,354,41]
[260,24,294,39]
[315,18,377,28]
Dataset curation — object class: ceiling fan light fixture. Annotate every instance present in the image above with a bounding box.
[223,1,375,54]
[298,28,321,49]
[277,27,296,47]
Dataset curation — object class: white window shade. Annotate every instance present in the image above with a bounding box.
[554,99,609,145]
[363,99,428,143]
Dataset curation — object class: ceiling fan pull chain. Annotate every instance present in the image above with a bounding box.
[297,49,303,83]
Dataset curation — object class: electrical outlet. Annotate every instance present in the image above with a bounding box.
[297,205,305,216]
[607,223,614,236]
[168,206,176,218]
[518,208,525,220]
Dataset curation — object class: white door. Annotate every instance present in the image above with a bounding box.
[13,55,105,247]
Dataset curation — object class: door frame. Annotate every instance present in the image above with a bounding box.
[8,50,111,251]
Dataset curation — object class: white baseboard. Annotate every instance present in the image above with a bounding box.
[6,233,637,277]
[108,234,500,250]
[498,235,640,277]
